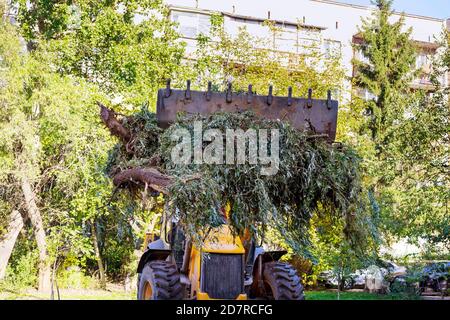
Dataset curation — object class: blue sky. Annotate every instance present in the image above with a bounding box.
[336,0,450,19]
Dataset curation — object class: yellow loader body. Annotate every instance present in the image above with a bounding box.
[188,224,247,300]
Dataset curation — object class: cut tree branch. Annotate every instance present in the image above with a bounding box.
[113,167,173,194]
[112,167,202,195]
[98,102,131,143]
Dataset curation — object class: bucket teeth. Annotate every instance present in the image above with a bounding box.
[206,81,212,101]
[287,86,293,106]
[226,82,232,103]
[165,79,171,98]
[327,90,332,109]
[247,84,253,104]
[307,88,313,108]
[157,82,338,141]
[267,85,273,105]
[185,80,191,100]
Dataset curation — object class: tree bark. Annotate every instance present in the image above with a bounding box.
[21,178,51,293]
[113,167,173,194]
[112,167,201,195]
[0,210,24,280]
[98,102,131,143]
[90,219,106,290]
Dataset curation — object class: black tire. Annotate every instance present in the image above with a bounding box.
[137,260,184,300]
[438,278,448,294]
[262,261,305,300]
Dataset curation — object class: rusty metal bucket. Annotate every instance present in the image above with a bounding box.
[156,80,339,142]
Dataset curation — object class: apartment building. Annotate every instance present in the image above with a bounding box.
[165,0,450,97]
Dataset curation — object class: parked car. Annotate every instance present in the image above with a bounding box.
[317,260,407,291]
[419,261,450,295]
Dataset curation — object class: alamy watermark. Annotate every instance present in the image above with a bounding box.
[170,121,280,176]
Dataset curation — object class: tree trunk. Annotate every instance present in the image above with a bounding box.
[90,219,106,290]
[0,210,24,280]
[21,178,51,293]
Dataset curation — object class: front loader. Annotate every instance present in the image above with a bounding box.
[136,81,339,300]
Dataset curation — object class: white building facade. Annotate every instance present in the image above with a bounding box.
[165,0,450,95]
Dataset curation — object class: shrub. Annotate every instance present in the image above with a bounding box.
[57,266,97,289]
[4,249,39,289]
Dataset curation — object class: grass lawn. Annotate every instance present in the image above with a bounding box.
[0,282,134,300]
[0,289,134,300]
[305,290,420,300]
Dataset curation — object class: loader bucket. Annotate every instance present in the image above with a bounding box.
[156,80,339,142]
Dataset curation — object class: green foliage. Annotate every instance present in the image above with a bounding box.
[106,104,162,175]
[15,0,188,106]
[56,266,97,290]
[16,0,73,41]
[347,0,449,253]
[3,229,39,289]
[389,266,422,298]
[386,33,450,248]
[0,18,122,285]
[4,250,39,289]
[306,210,378,288]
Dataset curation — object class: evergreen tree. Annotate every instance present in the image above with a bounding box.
[349,0,418,244]
[353,0,417,156]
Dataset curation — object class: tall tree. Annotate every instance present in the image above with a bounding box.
[352,0,417,157]
[345,0,419,246]
[0,17,115,290]
[0,21,52,291]
[387,31,450,250]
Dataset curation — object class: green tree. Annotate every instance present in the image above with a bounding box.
[15,0,187,106]
[350,0,417,237]
[0,17,119,291]
[387,31,450,251]
[16,0,73,42]
[0,20,53,292]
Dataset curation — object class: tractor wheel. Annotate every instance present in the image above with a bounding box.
[137,260,184,300]
[262,261,305,300]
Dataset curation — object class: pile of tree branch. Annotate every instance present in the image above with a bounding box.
[100,102,370,255]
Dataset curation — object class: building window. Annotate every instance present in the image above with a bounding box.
[354,49,369,64]
[355,87,376,101]
[416,53,429,69]
[323,40,341,58]
[274,25,299,53]
[171,11,211,38]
